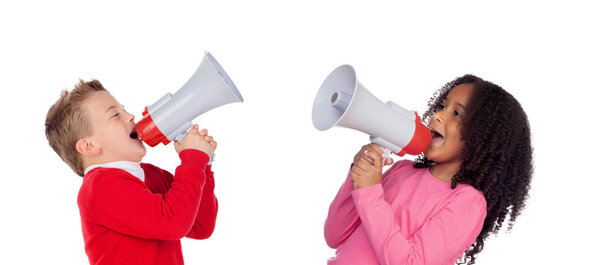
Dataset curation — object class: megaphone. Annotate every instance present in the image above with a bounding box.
[312,65,430,159]
[135,52,244,147]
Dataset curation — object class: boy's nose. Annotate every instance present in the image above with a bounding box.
[125,112,135,123]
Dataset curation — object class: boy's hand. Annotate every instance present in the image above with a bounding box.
[174,125,217,157]
[350,143,394,189]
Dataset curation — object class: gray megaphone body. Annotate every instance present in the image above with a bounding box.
[135,52,243,160]
[312,65,431,159]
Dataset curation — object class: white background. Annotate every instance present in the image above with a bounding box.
[1,0,598,264]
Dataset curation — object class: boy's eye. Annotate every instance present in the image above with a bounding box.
[112,113,120,118]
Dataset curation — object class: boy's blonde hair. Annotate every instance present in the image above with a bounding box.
[45,79,108,176]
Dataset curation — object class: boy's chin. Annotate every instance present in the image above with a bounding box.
[134,149,147,162]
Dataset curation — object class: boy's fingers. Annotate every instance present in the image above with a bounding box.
[199,128,208,136]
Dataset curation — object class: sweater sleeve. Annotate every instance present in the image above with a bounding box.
[185,164,218,239]
[323,172,361,249]
[324,161,410,249]
[91,149,210,241]
[352,184,487,265]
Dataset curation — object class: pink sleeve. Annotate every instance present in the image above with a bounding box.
[324,161,412,249]
[352,184,486,265]
[324,172,361,248]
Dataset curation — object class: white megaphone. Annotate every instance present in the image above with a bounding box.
[135,52,243,148]
[312,65,430,159]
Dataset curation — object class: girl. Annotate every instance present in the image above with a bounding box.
[324,74,533,265]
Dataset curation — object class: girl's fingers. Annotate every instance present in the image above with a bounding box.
[359,151,375,164]
[349,171,359,183]
[368,143,385,156]
[354,160,373,171]
[364,150,383,166]
[385,158,394,166]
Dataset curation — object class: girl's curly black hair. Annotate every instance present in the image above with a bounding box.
[414,74,533,265]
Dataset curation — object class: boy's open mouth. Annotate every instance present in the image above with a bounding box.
[129,128,139,139]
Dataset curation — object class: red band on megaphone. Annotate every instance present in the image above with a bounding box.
[397,112,431,156]
[135,107,170,147]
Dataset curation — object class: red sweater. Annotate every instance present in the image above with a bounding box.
[77,150,218,265]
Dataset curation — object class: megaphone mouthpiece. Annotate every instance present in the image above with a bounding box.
[312,64,431,157]
[135,52,243,147]
[331,91,352,111]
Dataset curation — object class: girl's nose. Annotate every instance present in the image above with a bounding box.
[432,111,443,124]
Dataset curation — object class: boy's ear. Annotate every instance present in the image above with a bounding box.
[76,137,101,157]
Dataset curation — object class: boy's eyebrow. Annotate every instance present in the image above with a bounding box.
[105,105,125,113]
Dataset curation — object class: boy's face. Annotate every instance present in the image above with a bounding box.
[424,84,473,165]
[82,91,146,163]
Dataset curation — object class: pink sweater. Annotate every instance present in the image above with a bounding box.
[324,160,486,265]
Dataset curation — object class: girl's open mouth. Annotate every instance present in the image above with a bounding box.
[431,130,444,141]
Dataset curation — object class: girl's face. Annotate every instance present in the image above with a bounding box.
[424,84,473,165]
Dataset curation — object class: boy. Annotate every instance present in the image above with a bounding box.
[45,79,218,265]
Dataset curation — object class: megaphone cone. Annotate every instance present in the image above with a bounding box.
[136,52,243,147]
[312,65,430,157]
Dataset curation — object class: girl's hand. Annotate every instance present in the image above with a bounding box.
[350,144,394,189]
[353,143,395,167]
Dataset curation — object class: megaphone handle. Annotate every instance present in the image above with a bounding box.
[369,136,399,163]
[175,132,215,165]
[208,153,214,165]
[380,146,392,162]
[174,132,186,143]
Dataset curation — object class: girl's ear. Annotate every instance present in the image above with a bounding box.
[76,137,101,157]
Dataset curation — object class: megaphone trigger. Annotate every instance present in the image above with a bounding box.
[370,136,401,160]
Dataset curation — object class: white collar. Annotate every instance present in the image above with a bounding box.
[84,161,145,182]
